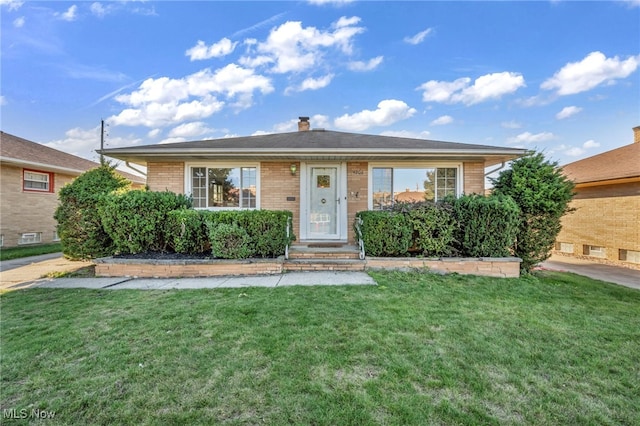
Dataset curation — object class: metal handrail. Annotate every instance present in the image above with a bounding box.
[354,216,365,260]
[285,215,291,260]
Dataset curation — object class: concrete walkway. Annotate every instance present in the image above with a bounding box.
[539,254,640,290]
[3,253,638,291]
[0,253,376,291]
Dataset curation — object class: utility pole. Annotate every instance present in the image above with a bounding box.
[100,119,105,165]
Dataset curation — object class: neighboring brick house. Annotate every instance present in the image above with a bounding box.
[0,131,145,248]
[100,117,527,244]
[555,126,640,269]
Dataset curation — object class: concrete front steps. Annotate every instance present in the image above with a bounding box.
[284,244,365,272]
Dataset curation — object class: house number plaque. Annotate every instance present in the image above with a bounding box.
[351,169,364,175]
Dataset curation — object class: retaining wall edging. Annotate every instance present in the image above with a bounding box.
[94,256,522,279]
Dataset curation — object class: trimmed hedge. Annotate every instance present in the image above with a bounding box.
[165,209,209,254]
[406,203,457,257]
[356,195,521,258]
[100,190,191,254]
[452,194,520,257]
[355,210,412,257]
[207,223,253,259]
[201,210,294,258]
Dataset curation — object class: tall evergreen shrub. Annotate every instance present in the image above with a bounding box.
[491,152,575,272]
[54,164,130,260]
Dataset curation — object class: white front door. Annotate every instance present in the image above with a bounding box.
[306,164,344,240]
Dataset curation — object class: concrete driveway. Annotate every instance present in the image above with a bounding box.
[539,255,640,290]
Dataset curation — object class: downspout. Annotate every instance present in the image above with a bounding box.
[126,161,147,177]
[484,161,506,177]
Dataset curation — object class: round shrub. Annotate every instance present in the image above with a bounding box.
[100,190,191,254]
[54,164,130,260]
[207,222,253,259]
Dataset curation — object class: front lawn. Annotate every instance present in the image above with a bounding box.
[2,271,639,425]
[0,243,62,261]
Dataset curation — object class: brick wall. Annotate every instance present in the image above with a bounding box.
[260,162,301,240]
[147,162,185,193]
[347,162,368,243]
[0,164,74,247]
[463,162,485,195]
[555,182,640,267]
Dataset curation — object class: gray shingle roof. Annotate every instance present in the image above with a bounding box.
[100,129,527,166]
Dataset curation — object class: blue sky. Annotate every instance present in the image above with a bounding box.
[1,0,639,171]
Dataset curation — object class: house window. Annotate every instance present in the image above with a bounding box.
[23,170,53,192]
[19,232,42,245]
[372,167,459,210]
[0,234,3,247]
[555,242,574,254]
[190,166,257,209]
[619,249,640,264]
[583,245,606,258]
[53,230,60,242]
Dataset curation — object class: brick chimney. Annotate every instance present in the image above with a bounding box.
[634,126,640,144]
[298,116,310,132]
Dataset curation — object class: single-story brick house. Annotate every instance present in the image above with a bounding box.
[555,126,640,268]
[100,117,527,244]
[0,131,145,248]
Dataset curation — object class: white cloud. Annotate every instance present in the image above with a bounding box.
[541,51,640,95]
[501,120,522,129]
[620,0,640,7]
[0,0,24,11]
[90,2,112,18]
[13,16,24,27]
[256,16,365,73]
[418,72,525,105]
[404,28,433,45]
[334,99,417,131]
[430,115,453,126]
[46,126,142,161]
[286,74,334,94]
[565,146,585,157]
[347,56,383,71]
[110,64,273,127]
[0,95,7,106]
[556,106,582,120]
[186,38,238,61]
[168,122,215,138]
[380,130,431,139]
[57,5,78,22]
[583,139,600,149]
[148,129,162,138]
[507,131,555,145]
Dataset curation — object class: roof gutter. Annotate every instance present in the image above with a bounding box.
[484,161,506,177]
[0,156,88,176]
[125,161,147,177]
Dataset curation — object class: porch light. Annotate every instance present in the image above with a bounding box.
[290,163,297,175]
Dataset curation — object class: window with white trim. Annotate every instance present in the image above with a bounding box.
[371,167,459,210]
[190,166,257,209]
[583,245,606,258]
[19,232,42,245]
[23,170,53,192]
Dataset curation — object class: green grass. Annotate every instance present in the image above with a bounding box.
[2,271,639,425]
[0,243,62,261]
